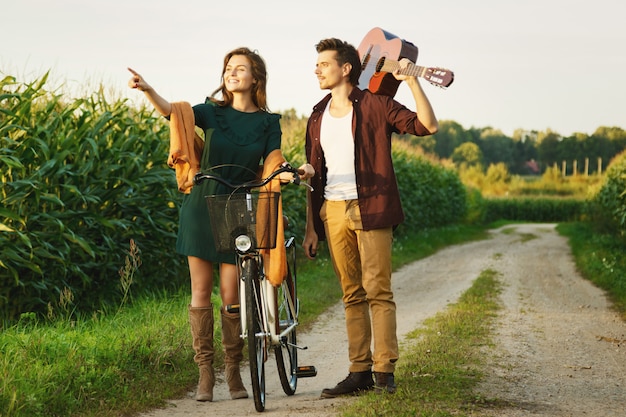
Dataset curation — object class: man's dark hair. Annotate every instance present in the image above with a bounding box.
[315,38,362,86]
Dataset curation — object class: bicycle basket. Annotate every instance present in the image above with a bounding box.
[205,191,280,253]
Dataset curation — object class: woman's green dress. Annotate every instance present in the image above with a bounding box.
[175,101,281,264]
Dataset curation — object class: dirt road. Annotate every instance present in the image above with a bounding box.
[138,224,626,417]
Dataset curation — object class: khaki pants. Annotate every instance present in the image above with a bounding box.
[320,200,398,373]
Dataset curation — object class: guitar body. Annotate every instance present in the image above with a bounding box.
[358,27,418,97]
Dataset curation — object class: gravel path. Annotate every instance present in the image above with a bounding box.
[138,224,626,416]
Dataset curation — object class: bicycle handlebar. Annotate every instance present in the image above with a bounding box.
[193,163,313,192]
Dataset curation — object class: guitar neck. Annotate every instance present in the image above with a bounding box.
[379,58,428,79]
[377,58,454,88]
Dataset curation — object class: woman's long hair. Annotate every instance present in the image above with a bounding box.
[209,47,269,111]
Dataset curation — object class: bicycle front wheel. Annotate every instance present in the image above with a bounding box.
[275,264,298,395]
[243,258,266,412]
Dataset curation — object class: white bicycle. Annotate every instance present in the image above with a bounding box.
[194,163,317,412]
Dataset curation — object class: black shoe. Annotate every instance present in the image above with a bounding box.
[320,371,374,398]
[374,372,396,394]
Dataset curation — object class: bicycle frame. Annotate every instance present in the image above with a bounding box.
[238,239,299,348]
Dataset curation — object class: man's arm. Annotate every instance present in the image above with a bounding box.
[394,59,439,134]
[302,189,319,260]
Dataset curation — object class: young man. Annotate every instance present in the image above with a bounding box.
[302,37,438,397]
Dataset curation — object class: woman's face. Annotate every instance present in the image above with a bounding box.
[224,55,255,94]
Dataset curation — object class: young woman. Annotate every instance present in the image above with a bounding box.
[128,48,313,402]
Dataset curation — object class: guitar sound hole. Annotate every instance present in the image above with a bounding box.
[375,57,386,72]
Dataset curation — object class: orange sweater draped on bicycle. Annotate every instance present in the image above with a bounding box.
[259,149,288,287]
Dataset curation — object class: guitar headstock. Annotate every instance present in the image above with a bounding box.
[424,67,454,89]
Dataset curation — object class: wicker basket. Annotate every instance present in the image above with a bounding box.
[205,191,280,253]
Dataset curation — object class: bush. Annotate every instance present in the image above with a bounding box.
[591,150,626,238]
[393,141,467,235]
[464,187,486,224]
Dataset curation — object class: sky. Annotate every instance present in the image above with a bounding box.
[2,0,625,138]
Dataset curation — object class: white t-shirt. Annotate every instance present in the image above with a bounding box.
[319,101,358,201]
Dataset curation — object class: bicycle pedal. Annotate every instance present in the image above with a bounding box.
[295,365,317,378]
[225,304,240,313]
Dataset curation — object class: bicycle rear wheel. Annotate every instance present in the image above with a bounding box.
[275,254,298,395]
[243,258,266,412]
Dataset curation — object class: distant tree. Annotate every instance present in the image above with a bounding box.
[591,134,621,173]
[537,130,562,172]
[559,134,586,174]
[458,164,485,190]
[451,142,483,169]
[396,132,436,154]
[594,126,626,142]
[511,129,539,174]
[485,162,511,184]
[477,128,515,170]
[433,120,469,158]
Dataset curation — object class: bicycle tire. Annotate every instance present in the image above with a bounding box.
[275,263,298,395]
[244,258,266,412]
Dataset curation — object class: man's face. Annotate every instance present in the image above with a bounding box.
[315,50,347,90]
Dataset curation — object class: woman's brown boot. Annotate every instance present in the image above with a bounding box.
[189,305,215,401]
[221,307,249,399]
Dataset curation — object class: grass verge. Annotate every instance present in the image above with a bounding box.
[557,222,626,318]
[0,291,200,417]
[340,269,502,417]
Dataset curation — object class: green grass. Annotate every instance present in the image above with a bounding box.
[557,222,626,317]
[340,269,502,417]
[3,221,624,417]
[0,224,487,417]
[0,291,199,417]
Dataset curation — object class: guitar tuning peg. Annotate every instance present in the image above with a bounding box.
[429,82,446,89]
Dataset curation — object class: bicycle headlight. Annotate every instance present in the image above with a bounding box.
[235,235,253,252]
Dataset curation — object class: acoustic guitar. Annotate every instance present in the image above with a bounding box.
[357,27,454,97]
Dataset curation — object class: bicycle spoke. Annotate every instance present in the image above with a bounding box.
[275,268,298,395]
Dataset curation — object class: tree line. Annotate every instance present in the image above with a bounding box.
[402,121,626,176]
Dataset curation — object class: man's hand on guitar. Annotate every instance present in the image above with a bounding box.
[392,58,415,82]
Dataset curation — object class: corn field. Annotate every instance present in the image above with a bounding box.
[1,73,185,323]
